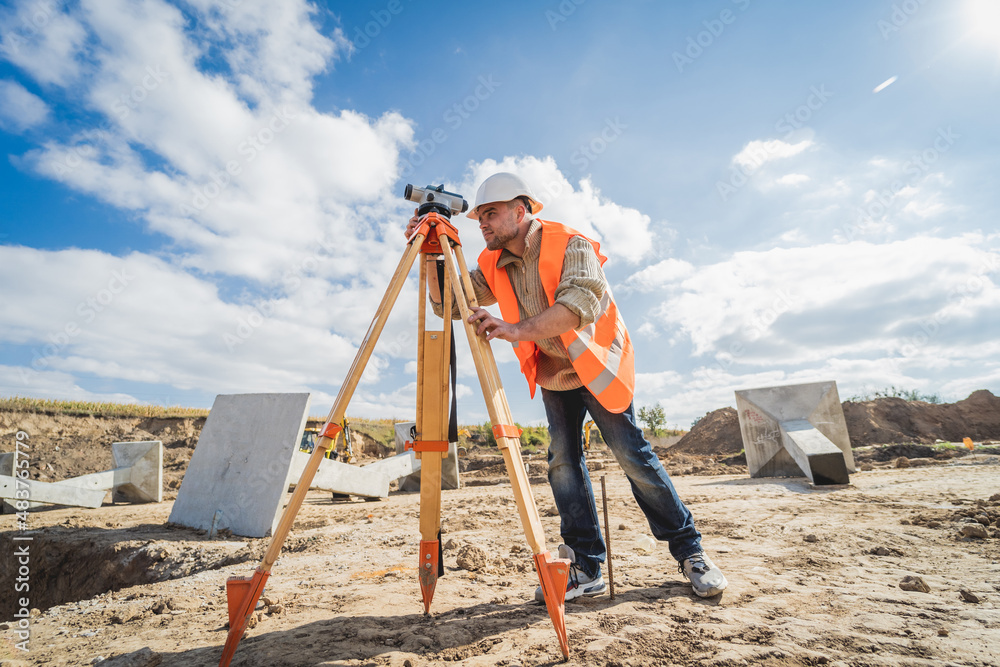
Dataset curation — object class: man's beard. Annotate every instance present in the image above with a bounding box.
[484,218,518,250]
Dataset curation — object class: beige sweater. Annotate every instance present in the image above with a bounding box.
[431,218,607,391]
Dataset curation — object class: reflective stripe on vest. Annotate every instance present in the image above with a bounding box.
[478,220,635,413]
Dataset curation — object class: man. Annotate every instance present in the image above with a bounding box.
[404,172,727,600]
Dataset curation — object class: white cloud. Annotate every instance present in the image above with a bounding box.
[11,0,414,284]
[777,228,810,244]
[622,258,695,293]
[0,364,144,404]
[637,322,659,338]
[775,173,810,186]
[646,235,1000,373]
[635,369,683,394]
[0,244,407,406]
[0,2,87,86]
[901,197,946,219]
[456,155,657,264]
[0,79,49,131]
[732,138,813,169]
[183,0,347,106]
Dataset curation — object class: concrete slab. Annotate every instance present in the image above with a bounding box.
[168,393,311,538]
[394,422,460,492]
[56,468,127,493]
[363,451,420,483]
[0,475,107,509]
[1,442,163,511]
[285,451,392,498]
[735,381,854,485]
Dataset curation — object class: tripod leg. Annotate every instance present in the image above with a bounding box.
[441,242,571,659]
[219,236,426,667]
[415,258,448,612]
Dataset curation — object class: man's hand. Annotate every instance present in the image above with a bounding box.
[469,307,520,342]
[469,303,580,343]
[403,208,420,239]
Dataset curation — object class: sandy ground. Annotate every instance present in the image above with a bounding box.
[2,454,999,667]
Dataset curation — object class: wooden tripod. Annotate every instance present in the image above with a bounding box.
[218,211,572,665]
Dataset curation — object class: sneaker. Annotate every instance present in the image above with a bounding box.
[534,544,607,602]
[679,552,728,598]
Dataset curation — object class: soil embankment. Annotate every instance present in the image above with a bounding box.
[672,389,1000,456]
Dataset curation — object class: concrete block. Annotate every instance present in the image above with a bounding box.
[780,420,851,486]
[735,381,853,485]
[0,455,19,513]
[50,441,162,504]
[285,451,392,498]
[112,441,163,503]
[168,393,311,538]
[0,455,42,512]
[394,422,460,492]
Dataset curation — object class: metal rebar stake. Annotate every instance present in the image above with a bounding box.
[600,474,614,599]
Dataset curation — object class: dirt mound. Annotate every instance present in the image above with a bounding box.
[670,407,742,456]
[666,390,1000,457]
[843,389,1000,446]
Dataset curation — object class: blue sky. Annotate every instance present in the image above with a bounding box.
[1,0,998,428]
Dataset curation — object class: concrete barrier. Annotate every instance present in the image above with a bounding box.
[735,381,854,485]
[168,393,310,538]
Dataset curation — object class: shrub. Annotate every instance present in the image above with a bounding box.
[638,403,667,436]
[849,385,941,403]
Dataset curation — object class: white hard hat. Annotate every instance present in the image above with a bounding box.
[467,172,544,220]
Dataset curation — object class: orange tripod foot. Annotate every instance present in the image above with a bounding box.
[219,568,270,667]
[533,551,571,659]
[418,540,440,614]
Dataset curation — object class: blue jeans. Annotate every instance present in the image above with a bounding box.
[542,387,702,578]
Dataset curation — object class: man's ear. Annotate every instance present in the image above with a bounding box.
[513,201,528,224]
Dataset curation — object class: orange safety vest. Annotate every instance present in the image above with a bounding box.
[478,220,635,413]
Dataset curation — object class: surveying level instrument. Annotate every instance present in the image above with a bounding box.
[219,184,573,665]
[404,183,469,218]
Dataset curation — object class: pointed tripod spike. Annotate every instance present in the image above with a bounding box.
[219,568,269,667]
[533,551,571,659]
[418,539,440,613]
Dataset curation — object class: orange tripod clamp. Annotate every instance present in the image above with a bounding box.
[320,421,343,440]
[405,440,449,453]
[415,211,461,254]
[492,423,523,439]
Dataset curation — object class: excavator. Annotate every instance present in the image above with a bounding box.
[300,420,354,463]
